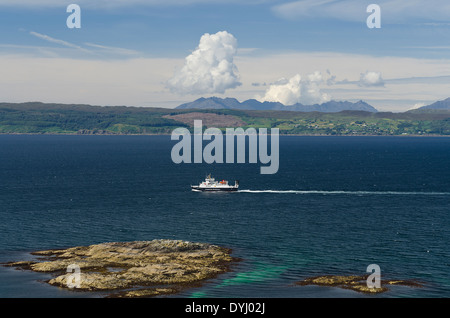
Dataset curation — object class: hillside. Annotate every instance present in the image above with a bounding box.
[0,102,187,134]
[0,101,450,135]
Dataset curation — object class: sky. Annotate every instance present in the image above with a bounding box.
[1,0,450,112]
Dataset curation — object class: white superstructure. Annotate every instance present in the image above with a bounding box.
[191,174,239,192]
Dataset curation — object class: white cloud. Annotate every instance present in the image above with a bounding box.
[273,0,450,24]
[234,51,450,111]
[359,71,385,87]
[410,102,426,110]
[166,31,241,95]
[29,31,92,54]
[24,31,142,59]
[258,71,331,105]
[1,48,450,112]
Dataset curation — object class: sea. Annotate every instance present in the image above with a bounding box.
[0,134,449,298]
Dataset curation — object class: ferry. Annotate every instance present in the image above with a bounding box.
[191,174,239,192]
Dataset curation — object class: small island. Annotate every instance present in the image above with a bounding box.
[296,274,423,294]
[5,239,237,297]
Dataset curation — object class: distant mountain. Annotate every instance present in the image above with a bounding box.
[411,97,450,112]
[176,97,242,110]
[176,97,378,113]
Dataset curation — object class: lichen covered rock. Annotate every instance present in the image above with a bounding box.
[5,239,236,297]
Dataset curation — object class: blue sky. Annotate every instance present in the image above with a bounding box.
[1,0,450,111]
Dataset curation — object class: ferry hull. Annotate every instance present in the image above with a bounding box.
[191,186,238,192]
[191,174,239,192]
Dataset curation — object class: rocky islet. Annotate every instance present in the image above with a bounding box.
[5,239,237,297]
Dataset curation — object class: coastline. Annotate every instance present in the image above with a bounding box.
[1,133,449,137]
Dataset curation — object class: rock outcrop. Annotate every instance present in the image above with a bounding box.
[5,240,236,297]
[296,274,423,294]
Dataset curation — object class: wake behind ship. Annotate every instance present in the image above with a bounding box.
[191,174,239,192]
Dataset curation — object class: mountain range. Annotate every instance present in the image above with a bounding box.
[176,97,379,113]
[177,96,450,113]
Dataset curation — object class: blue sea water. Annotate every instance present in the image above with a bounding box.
[0,135,449,298]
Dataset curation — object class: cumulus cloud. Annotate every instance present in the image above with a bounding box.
[325,69,336,86]
[359,71,385,87]
[259,71,331,105]
[410,102,426,110]
[166,31,241,95]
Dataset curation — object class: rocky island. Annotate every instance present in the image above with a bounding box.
[5,239,237,297]
[296,274,423,294]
